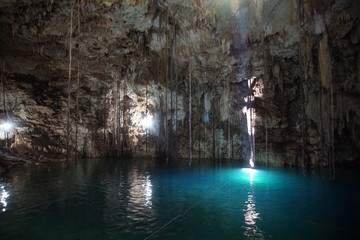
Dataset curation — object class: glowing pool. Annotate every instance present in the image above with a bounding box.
[1,159,359,240]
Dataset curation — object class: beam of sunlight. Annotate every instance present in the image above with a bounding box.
[242,77,256,168]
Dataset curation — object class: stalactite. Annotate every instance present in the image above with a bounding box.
[320,86,324,167]
[145,81,148,157]
[227,80,231,160]
[121,78,126,157]
[203,72,208,159]
[325,88,330,171]
[165,80,168,160]
[1,59,6,118]
[75,3,81,160]
[188,64,192,164]
[300,77,306,172]
[297,0,305,26]
[156,93,166,160]
[204,108,207,158]
[174,58,178,156]
[75,65,80,159]
[165,9,169,161]
[330,84,335,178]
[198,90,202,159]
[263,39,270,167]
[189,61,192,164]
[115,79,120,156]
[318,32,335,177]
[212,97,215,159]
[227,117,231,159]
[103,96,107,153]
[265,111,269,166]
[252,103,255,167]
[170,84,174,158]
[117,78,122,157]
[174,25,178,158]
[66,7,73,161]
[169,33,175,160]
[298,0,310,172]
[231,130,234,159]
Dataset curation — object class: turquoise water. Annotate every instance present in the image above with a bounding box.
[0,158,359,240]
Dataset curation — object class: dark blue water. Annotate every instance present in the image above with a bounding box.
[0,158,359,240]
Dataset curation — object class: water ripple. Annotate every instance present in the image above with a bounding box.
[0,160,360,240]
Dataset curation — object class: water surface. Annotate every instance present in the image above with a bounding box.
[1,158,359,240]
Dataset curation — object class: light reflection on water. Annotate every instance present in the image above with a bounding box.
[242,169,264,239]
[1,185,9,212]
[128,170,152,209]
[101,166,156,235]
[144,175,153,208]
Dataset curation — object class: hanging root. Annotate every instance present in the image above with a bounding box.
[66,8,73,161]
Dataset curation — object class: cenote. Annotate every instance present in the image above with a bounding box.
[1,158,359,240]
[1,0,360,239]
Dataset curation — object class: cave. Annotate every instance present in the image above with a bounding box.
[0,0,359,239]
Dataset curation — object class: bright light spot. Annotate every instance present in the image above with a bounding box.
[1,186,10,212]
[242,168,256,182]
[242,107,247,114]
[140,115,153,129]
[0,122,13,132]
[242,168,257,174]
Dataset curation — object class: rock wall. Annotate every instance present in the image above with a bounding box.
[0,0,359,168]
